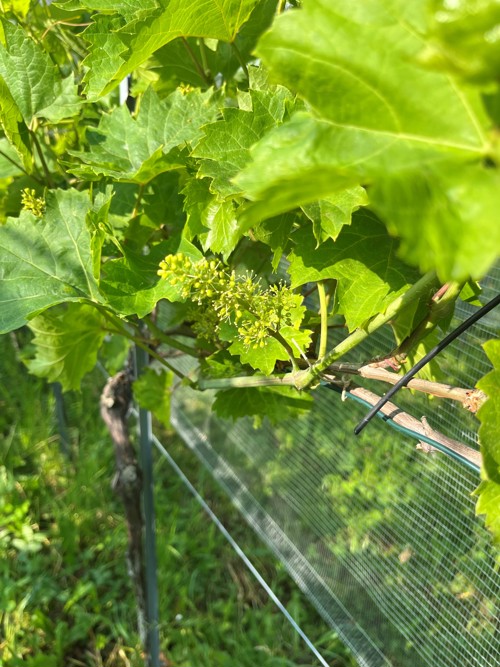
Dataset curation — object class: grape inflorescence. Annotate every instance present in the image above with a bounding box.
[158,253,305,349]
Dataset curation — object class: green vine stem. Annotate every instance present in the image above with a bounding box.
[30,124,54,188]
[95,306,189,380]
[0,150,44,185]
[181,37,212,86]
[141,315,199,357]
[394,280,464,359]
[200,272,440,391]
[317,281,328,360]
[231,42,249,80]
[277,0,287,13]
[131,183,145,219]
[293,271,439,390]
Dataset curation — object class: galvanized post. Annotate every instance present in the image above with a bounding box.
[134,345,160,667]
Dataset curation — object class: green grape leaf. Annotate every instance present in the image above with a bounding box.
[0,75,31,171]
[212,385,313,425]
[369,163,500,282]
[199,349,247,379]
[82,0,260,100]
[459,281,482,307]
[133,366,174,427]
[252,212,296,271]
[181,177,244,258]
[423,0,500,84]
[477,341,500,484]
[0,138,26,178]
[193,86,293,197]
[0,19,80,123]
[0,189,104,334]
[57,0,158,17]
[288,211,418,331]
[236,0,497,280]
[301,186,368,245]
[227,336,288,375]
[70,88,218,183]
[474,481,500,547]
[100,334,132,376]
[182,178,212,240]
[25,304,106,391]
[101,237,203,315]
[200,197,240,259]
[475,339,500,545]
[140,0,278,94]
[2,0,30,18]
[227,326,311,375]
[256,0,487,154]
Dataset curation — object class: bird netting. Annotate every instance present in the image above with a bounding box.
[166,266,500,667]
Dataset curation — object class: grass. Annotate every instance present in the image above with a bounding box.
[0,331,356,667]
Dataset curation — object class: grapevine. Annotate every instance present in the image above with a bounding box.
[158,253,306,355]
[0,0,498,546]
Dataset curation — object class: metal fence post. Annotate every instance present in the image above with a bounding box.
[134,345,160,667]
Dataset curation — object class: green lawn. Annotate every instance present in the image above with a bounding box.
[0,331,355,667]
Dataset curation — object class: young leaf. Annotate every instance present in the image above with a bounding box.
[25,304,106,391]
[181,178,244,258]
[0,189,104,334]
[212,385,313,425]
[252,212,296,271]
[0,19,80,123]
[70,88,218,183]
[223,324,311,376]
[82,0,260,99]
[475,340,500,545]
[223,333,287,376]
[288,211,418,331]
[301,186,368,245]
[133,366,174,427]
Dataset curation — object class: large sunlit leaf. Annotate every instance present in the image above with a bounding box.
[0,19,80,124]
[70,88,218,183]
[236,0,497,281]
[288,211,418,331]
[369,163,500,281]
[0,189,104,334]
[25,304,106,391]
[82,0,260,99]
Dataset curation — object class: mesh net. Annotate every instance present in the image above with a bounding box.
[166,265,500,667]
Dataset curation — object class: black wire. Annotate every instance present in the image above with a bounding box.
[354,292,500,436]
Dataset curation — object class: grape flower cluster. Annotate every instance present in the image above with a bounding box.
[157,253,305,349]
[21,188,45,218]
